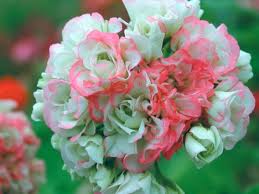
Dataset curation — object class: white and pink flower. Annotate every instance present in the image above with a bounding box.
[171,16,240,77]
[32,1,255,193]
[207,76,255,149]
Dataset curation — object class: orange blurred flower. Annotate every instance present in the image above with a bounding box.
[0,76,28,109]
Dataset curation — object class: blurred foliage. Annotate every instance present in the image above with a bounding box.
[0,0,259,194]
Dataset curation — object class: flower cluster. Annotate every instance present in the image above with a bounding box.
[32,0,255,193]
[0,100,45,194]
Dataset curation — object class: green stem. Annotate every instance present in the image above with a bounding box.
[154,162,181,193]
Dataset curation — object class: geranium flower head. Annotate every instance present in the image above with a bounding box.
[32,1,255,193]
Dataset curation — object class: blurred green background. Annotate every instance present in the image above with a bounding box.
[0,0,258,194]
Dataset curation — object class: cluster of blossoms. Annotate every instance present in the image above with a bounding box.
[0,100,45,194]
[32,0,255,193]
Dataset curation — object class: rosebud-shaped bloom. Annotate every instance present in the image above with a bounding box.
[185,125,223,168]
[46,13,122,80]
[104,95,147,136]
[103,95,149,172]
[70,30,141,97]
[207,77,255,149]
[171,16,240,77]
[32,78,90,135]
[125,19,165,62]
[123,0,203,35]
[103,73,160,172]
[150,48,216,107]
[52,134,104,177]
[236,50,253,83]
[101,172,170,194]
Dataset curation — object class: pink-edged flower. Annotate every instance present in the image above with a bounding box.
[46,13,122,80]
[139,117,185,165]
[144,47,216,119]
[70,30,141,97]
[165,48,215,97]
[122,0,203,61]
[69,31,141,121]
[171,16,240,77]
[34,79,89,134]
[62,13,122,48]
[123,0,203,35]
[207,76,255,149]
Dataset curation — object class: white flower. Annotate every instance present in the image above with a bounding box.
[123,0,203,35]
[52,134,104,177]
[125,19,165,61]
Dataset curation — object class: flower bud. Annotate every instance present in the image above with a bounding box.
[185,125,223,168]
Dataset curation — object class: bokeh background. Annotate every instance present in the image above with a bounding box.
[0,0,258,194]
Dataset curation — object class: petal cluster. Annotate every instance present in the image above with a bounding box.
[0,100,45,194]
[32,0,255,193]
